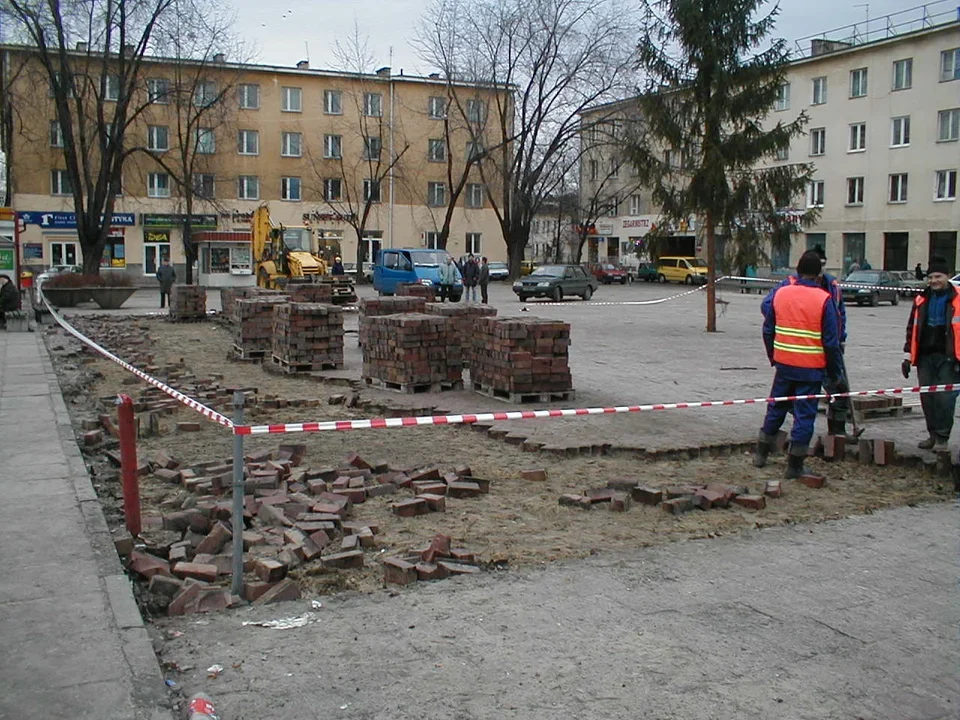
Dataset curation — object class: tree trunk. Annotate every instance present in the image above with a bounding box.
[705,208,717,332]
[78,219,106,276]
[506,234,527,278]
[183,199,195,284]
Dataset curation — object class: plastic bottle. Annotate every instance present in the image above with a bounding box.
[186,692,219,720]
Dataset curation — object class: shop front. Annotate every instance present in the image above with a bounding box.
[194,231,255,288]
[17,210,136,274]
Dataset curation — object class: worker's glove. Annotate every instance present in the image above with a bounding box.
[901,359,911,380]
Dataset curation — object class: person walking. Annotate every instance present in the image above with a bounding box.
[331,256,345,275]
[902,256,960,451]
[462,254,479,302]
[479,256,490,305]
[0,274,19,329]
[438,255,457,302]
[915,263,925,282]
[155,257,176,309]
[754,250,845,480]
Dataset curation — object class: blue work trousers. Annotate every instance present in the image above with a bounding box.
[761,372,822,447]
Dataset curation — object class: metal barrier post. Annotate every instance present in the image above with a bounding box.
[115,394,142,536]
[230,390,245,597]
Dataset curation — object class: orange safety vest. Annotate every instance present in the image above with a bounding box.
[908,293,960,364]
[772,283,829,368]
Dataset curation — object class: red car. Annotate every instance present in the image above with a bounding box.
[592,263,629,284]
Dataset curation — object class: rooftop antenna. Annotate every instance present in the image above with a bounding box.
[853,3,869,43]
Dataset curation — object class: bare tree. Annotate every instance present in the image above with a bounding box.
[415,0,638,277]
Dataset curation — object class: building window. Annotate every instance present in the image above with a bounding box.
[104,75,120,101]
[849,122,866,152]
[890,116,910,147]
[589,159,598,180]
[428,96,446,119]
[849,67,868,98]
[425,231,440,249]
[892,58,912,90]
[49,120,63,148]
[811,76,827,105]
[941,48,960,82]
[605,199,619,217]
[147,78,169,104]
[324,178,342,202]
[281,132,302,157]
[663,149,673,168]
[195,127,215,154]
[810,127,825,156]
[467,140,485,162]
[324,89,342,115]
[193,81,216,108]
[363,136,382,160]
[807,180,824,208]
[889,173,908,203]
[193,173,215,199]
[935,170,957,201]
[50,169,72,195]
[608,157,619,177]
[465,99,486,124]
[148,172,170,198]
[238,175,259,200]
[324,134,342,159]
[363,179,381,203]
[465,232,482,255]
[281,176,301,201]
[147,125,169,152]
[282,86,302,112]
[774,83,790,111]
[938,109,960,142]
[629,194,643,215]
[427,181,446,207]
[238,84,260,110]
[846,176,864,206]
[428,139,446,162]
[237,129,259,155]
[363,92,382,117]
[774,144,788,161]
[465,183,484,208]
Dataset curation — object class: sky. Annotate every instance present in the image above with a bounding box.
[235,0,924,76]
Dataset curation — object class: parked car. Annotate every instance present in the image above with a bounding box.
[487,261,510,281]
[656,256,709,285]
[342,261,373,282]
[373,248,462,300]
[841,270,900,306]
[34,264,82,306]
[592,263,629,284]
[890,270,925,297]
[512,264,598,302]
[635,262,659,283]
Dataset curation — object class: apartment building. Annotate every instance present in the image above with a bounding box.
[0,48,508,284]
[578,6,959,275]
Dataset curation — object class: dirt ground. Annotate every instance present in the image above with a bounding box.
[45,315,951,602]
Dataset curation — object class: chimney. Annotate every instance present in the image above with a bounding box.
[429,72,440,79]
[376,66,391,77]
[75,42,88,52]
[213,52,226,63]
[296,59,309,69]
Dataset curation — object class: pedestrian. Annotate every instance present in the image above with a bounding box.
[155,257,176,309]
[438,255,457,302]
[462,254,479,302]
[915,263,924,282]
[331,256,345,275]
[902,256,960,451]
[754,250,845,480]
[0,274,19,329]
[848,260,861,275]
[479,256,490,305]
[862,259,872,270]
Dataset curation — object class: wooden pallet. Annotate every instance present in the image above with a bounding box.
[230,344,267,362]
[362,376,463,394]
[270,354,343,374]
[472,382,575,404]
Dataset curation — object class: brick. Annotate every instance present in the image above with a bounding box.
[585,488,616,504]
[663,486,698,499]
[316,492,352,511]
[661,497,694,515]
[242,581,274,603]
[873,440,895,466]
[421,533,452,563]
[341,534,361,551]
[366,483,398,498]
[732,494,766,510]
[194,521,232,555]
[255,558,288,583]
[392,498,429,517]
[408,467,441,483]
[171,562,218,583]
[311,502,348,517]
[177,422,201,433]
[196,589,232,613]
[412,481,448,495]
[308,530,332,548]
[81,429,103,446]
[147,574,184,599]
[559,493,587,507]
[128,550,171,579]
[296,537,324,562]
[796,474,826,489]
[631,486,663,505]
[703,484,738,506]
[343,452,373,470]
[283,528,307,546]
[258,503,293,527]
[418,493,447,512]
[113,533,134,557]
[99,413,120,438]
[520,468,547,482]
[822,435,846,461]
[167,581,206,616]
[609,492,632,512]
[858,439,874,464]
[416,562,450,581]
[763,480,783,498]
[242,531,266,549]
[606,479,638,492]
[253,578,301,605]
[446,481,482,499]
[383,558,418,585]
[334,488,366,504]
[153,468,182,484]
[450,548,477,564]
[277,443,307,466]
[454,464,472,479]
[436,561,480,576]
[322,550,364,569]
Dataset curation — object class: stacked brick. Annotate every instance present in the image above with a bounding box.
[169,285,207,321]
[272,302,344,371]
[471,317,572,397]
[286,282,333,304]
[424,303,498,368]
[233,297,289,358]
[362,313,462,390]
[358,296,427,346]
[396,283,436,300]
[221,287,260,323]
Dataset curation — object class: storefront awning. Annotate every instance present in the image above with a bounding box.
[194,231,251,243]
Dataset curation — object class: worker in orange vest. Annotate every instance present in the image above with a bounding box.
[754,250,845,479]
[901,256,960,451]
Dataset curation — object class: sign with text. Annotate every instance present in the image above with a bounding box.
[0,248,13,271]
[18,211,136,228]
[141,213,218,229]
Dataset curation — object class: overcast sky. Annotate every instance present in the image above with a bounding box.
[234,0,922,75]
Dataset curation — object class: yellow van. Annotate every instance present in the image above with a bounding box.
[656,256,709,285]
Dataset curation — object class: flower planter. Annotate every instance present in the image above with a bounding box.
[88,287,137,310]
[39,287,91,307]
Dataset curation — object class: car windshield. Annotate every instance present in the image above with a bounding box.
[602,264,617,270]
[846,272,880,283]
[691,258,707,267]
[411,250,451,267]
[530,265,565,278]
[282,228,310,251]
[488,262,507,269]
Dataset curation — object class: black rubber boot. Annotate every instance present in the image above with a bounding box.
[826,418,846,436]
[785,444,825,482]
[753,432,777,468]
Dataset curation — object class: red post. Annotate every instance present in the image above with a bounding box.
[116,394,142,536]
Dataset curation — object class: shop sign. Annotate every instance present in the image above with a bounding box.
[23,244,43,259]
[220,210,254,224]
[302,210,356,224]
[141,213,218,229]
[18,211,135,227]
[0,248,14,271]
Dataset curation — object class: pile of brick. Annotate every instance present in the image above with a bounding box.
[271,302,344,372]
[358,296,426,346]
[396,283,436,300]
[286,282,333,304]
[221,287,266,323]
[233,297,289,360]
[558,480,776,514]
[424,303,498,367]
[169,285,207,321]
[471,317,573,400]
[387,463,488,518]
[383,533,481,585]
[362,314,463,391]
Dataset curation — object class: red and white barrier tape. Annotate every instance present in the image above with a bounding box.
[41,291,234,428]
[232,383,950,435]
[721,275,923,294]
[531,277,723,307]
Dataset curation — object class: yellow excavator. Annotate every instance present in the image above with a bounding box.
[251,206,356,304]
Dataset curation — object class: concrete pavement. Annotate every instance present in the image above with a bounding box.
[0,330,171,719]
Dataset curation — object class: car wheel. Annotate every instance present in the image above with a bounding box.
[517,295,528,302]
[684,275,693,285]
[891,293,899,306]
[658,273,666,283]
[620,278,626,285]
[551,286,563,302]
[869,292,879,307]
[583,286,593,300]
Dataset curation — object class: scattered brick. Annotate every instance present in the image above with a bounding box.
[392,498,429,517]
[418,494,447,512]
[194,521,232,555]
[81,429,103,446]
[631,486,663,505]
[609,493,631,512]
[421,534,452,563]
[128,550,171,579]
[147,574,183,599]
[732,494,766,510]
[176,421,201,433]
[255,558,288,583]
[692,489,724,509]
[416,562,450,581]
[873,440,895,466]
[559,493,587,507]
[520,468,547,482]
[796,474,826,489]
[171,562,218,583]
[823,435,846,461]
[763,480,783,498]
[383,558,418,585]
[341,534,361,551]
[858,439,874,464]
[167,581,206,616]
[585,488,616,503]
[253,578,301,605]
[661,497,694,515]
[322,550,364,569]
[436,561,480,576]
[447,481,482,498]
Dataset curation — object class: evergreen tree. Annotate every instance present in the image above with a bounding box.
[626,0,815,331]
